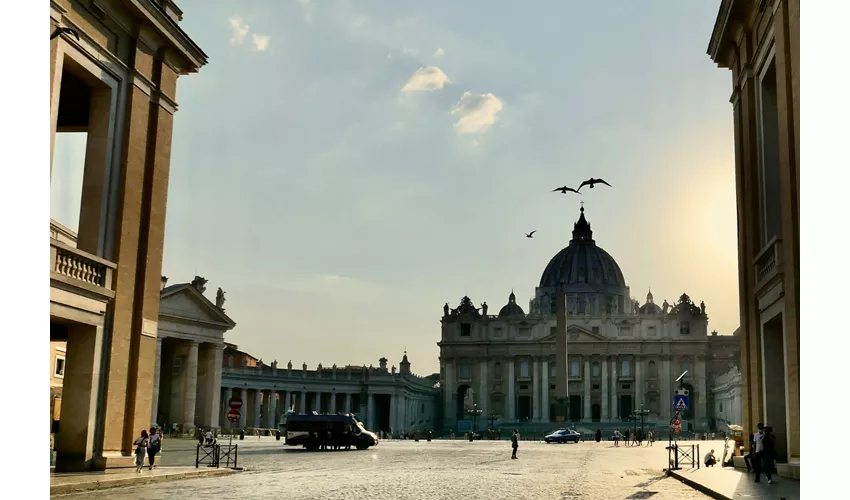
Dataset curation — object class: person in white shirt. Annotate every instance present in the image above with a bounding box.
[752,423,765,482]
[704,449,717,467]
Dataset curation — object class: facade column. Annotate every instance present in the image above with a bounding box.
[601,359,609,421]
[696,356,707,429]
[223,387,232,428]
[635,355,643,410]
[583,359,591,422]
[266,391,277,428]
[400,396,407,431]
[443,359,454,429]
[368,393,376,430]
[151,337,163,426]
[331,391,337,414]
[389,393,396,430]
[661,357,672,421]
[344,393,351,413]
[532,358,540,421]
[314,392,321,413]
[299,391,306,413]
[254,389,263,428]
[239,388,248,428]
[611,357,619,422]
[507,358,516,422]
[478,359,488,417]
[541,358,550,422]
[183,341,200,430]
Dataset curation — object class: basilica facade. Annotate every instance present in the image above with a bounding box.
[438,206,739,432]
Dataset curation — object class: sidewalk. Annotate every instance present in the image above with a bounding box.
[669,464,799,500]
[50,466,240,496]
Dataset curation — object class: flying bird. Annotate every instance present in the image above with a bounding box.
[525,230,537,238]
[577,178,612,191]
[552,186,581,194]
[51,26,80,41]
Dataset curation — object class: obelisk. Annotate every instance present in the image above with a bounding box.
[555,290,568,420]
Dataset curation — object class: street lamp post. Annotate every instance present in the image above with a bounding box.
[632,404,650,435]
[466,404,483,440]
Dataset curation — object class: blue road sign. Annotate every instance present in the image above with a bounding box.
[673,394,689,411]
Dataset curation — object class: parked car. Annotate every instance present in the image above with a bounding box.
[544,429,581,444]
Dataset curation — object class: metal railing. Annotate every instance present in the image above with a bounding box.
[195,443,240,470]
[667,443,699,471]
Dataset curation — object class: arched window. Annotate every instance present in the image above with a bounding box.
[648,360,658,379]
[519,360,529,378]
[592,362,601,377]
[570,360,580,377]
[459,360,471,380]
[621,359,631,377]
[494,362,502,380]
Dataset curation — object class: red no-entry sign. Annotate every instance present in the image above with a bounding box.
[229,397,243,410]
[227,409,241,422]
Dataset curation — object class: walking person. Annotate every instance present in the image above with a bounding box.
[761,427,778,484]
[595,428,602,443]
[623,427,630,447]
[744,424,762,472]
[613,428,621,447]
[133,430,149,473]
[147,427,161,470]
[752,423,765,483]
[511,429,519,459]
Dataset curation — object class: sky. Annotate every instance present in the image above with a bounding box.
[50,0,738,375]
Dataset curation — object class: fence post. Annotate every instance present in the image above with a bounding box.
[697,444,700,469]
[195,443,200,468]
[233,444,238,469]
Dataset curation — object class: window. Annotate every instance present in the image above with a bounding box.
[460,324,471,337]
[549,362,556,378]
[550,384,556,390]
[494,362,502,380]
[519,361,529,378]
[54,356,66,378]
[592,326,600,334]
[519,384,529,390]
[592,384,600,390]
[647,326,657,337]
[680,322,690,335]
[570,360,580,377]
[459,361,471,380]
[648,361,658,379]
[227,355,234,368]
[621,359,631,377]
[622,384,631,390]
[518,327,531,337]
[493,327,503,338]
[421,403,425,413]
[719,402,723,412]
[550,326,557,337]
[592,362,600,378]
[682,361,691,375]
[758,59,782,246]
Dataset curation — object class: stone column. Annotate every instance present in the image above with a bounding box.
[151,337,163,426]
[183,341,200,430]
[298,391,305,413]
[240,388,248,428]
[478,359,488,417]
[331,392,337,414]
[507,358,516,422]
[696,356,707,429]
[661,357,672,421]
[444,360,454,428]
[611,357,618,422]
[223,387,232,428]
[532,358,540,421]
[635,355,643,410]
[254,389,263,428]
[389,393,396,430]
[400,396,407,431]
[541,358,550,422]
[368,393,376,430]
[207,345,224,429]
[344,393,351,413]
[266,391,277,428]
[314,392,321,413]
[583,359,591,422]
[601,358,609,421]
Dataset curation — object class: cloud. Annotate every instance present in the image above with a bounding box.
[400,66,451,93]
[252,33,271,51]
[433,47,445,58]
[451,92,504,134]
[351,15,366,29]
[322,274,355,283]
[228,16,250,45]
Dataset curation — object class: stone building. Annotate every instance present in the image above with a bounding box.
[49,0,207,471]
[438,206,739,432]
[711,365,743,430]
[220,353,439,434]
[152,277,236,432]
[707,0,799,477]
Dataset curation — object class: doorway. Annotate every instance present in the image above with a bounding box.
[619,395,633,421]
[517,396,532,422]
[569,395,582,421]
[762,312,788,462]
[591,404,601,422]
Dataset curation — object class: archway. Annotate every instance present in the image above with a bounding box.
[456,385,471,422]
[591,404,601,422]
[569,396,582,421]
[620,395,633,421]
[517,396,531,422]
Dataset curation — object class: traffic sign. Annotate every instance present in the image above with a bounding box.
[671,419,682,433]
[673,394,689,411]
[229,397,243,410]
[226,409,240,422]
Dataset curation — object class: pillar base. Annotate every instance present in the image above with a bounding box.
[55,452,136,472]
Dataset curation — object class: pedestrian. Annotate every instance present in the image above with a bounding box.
[752,423,765,483]
[511,429,519,459]
[704,449,717,467]
[744,424,762,472]
[595,428,602,443]
[613,428,621,447]
[147,427,161,470]
[648,430,655,446]
[761,426,778,484]
[632,428,640,447]
[624,428,630,447]
[133,430,149,473]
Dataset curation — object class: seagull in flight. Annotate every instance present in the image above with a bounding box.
[577,178,612,191]
[525,230,537,238]
[552,186,581,194]
[51,26,80,41]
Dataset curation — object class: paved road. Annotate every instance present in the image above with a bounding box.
[61,438,709,499]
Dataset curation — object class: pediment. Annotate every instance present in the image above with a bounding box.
[159,285,236,328]
[540,325,608,343]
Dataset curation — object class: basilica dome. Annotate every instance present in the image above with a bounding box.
[498,291,526,317]
[538,206,627,291]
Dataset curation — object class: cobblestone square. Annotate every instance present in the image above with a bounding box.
[58,438,710,499]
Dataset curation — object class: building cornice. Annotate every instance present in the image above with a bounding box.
[125,0,208,73]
